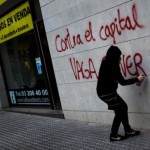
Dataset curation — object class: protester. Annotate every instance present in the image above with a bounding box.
[96,45,144,141]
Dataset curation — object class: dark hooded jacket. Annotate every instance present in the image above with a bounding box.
[96,46,138,96]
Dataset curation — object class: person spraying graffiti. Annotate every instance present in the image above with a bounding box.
[96,45,145,141]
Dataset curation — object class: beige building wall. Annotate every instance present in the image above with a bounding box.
[39,0,150,129]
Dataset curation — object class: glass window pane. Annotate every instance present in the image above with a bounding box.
[0,30,50,105]
[0,30,46,89]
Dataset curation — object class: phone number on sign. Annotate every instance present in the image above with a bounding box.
[15,89,48,97]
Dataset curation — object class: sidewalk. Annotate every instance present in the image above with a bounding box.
[0,111,150,150]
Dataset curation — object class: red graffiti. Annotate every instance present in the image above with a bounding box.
[55,22,95,52]
[69,57,98,80]
[99,4,144,44]
[70,53,146,80]
[55,3,144,52]
[120,53,147,77]
[84,21,96,42]
[55,29,83,52]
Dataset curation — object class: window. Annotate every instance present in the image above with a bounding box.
[0,29,50,105]
[0,30,46,89]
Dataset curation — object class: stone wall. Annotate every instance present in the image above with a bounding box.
[39,0,150,129]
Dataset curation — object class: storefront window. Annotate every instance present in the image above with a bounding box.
[0,1,57,107]
[0,30,50,105]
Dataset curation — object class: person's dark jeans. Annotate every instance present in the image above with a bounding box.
[111,100,131,135]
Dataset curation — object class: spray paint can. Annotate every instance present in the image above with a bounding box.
[136,75,144,86]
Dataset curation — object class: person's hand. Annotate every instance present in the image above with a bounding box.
[137,75,145,82]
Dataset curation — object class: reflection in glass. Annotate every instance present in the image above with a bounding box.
[0,30,46,89]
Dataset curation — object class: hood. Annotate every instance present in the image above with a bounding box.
[106,46,122,63]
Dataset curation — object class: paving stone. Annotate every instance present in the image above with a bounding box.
[0,111,150,150]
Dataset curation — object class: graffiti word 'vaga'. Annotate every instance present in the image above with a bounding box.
[69,57,98,80]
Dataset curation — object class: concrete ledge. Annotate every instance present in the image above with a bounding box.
[3,107,65,119]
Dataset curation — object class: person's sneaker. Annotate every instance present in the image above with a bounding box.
[125,129,140,137]
[110,134,127,141]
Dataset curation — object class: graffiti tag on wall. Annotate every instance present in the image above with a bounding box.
[99,4,143,44]
[55,3,144,52]
[69,57,98,80]
[69,53,147,80]
[53,3,147,80]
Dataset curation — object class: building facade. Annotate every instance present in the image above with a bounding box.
[0,0,150,129]
[39,0,150,129]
